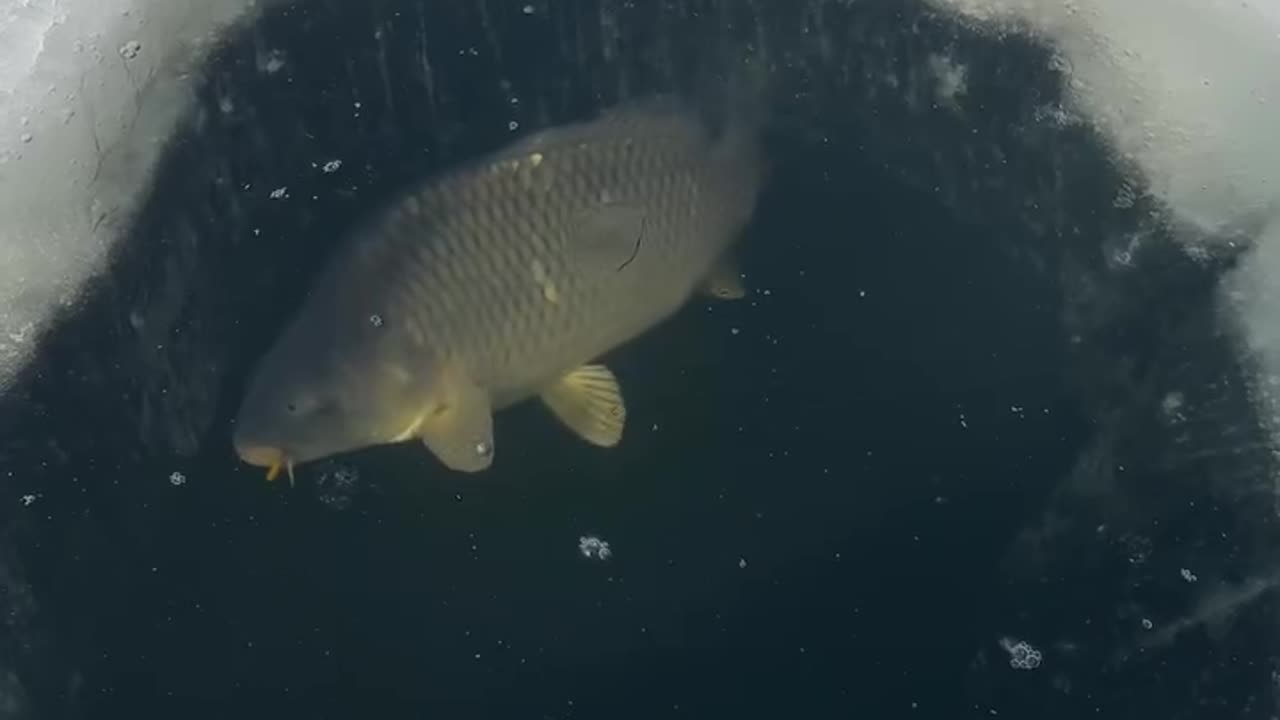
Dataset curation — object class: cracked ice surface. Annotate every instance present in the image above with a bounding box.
[926,0,1280,240]
[0,0,267,395]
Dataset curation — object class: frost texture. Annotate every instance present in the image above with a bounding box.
[926,0,1280,239]
[0,0,274,397]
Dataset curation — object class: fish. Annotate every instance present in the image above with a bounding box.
[232,95,766,478]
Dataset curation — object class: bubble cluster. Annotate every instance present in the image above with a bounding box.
[578,535,612,561]
[261,49,287,74]
[999,637,1042,670]
[316,463,360,510]
[168,471,186,486]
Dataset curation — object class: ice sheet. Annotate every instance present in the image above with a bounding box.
[928,0,1280,236]
[0,0,265,393]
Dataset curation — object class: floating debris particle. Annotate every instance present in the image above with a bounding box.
[578,535,612,561]
[999,637,1042,670]
[261,49,286,74]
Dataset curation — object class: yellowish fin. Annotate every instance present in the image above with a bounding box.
[541,364,626,447]
[703,257,745,300]
[265,459,296,486]
[390,412,428,443]
[419,371,496,472]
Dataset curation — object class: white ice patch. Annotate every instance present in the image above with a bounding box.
[926,0,1280,240]
[1220,218,1280,456]
[0,0,274,397]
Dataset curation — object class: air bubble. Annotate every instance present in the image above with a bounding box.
[262,50,286,74]
[316,463,360,510]
[998,637,1042,670]
[578,535,612,561]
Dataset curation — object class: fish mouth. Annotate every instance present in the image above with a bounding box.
[234,442,296,484]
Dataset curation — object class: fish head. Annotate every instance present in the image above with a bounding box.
[232,293,436,481]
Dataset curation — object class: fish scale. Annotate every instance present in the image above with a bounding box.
[420,149,664,380]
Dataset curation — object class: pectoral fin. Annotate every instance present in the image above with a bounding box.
[541,364,626,447]
[419,372,495,472]
[702,256,746,300]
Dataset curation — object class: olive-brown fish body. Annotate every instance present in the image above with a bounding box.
[233,99,764,475]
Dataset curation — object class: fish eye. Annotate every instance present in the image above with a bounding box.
[285,394,319,416]
[285,394,338,419]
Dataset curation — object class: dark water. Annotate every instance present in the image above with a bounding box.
[1,1,1276,718]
